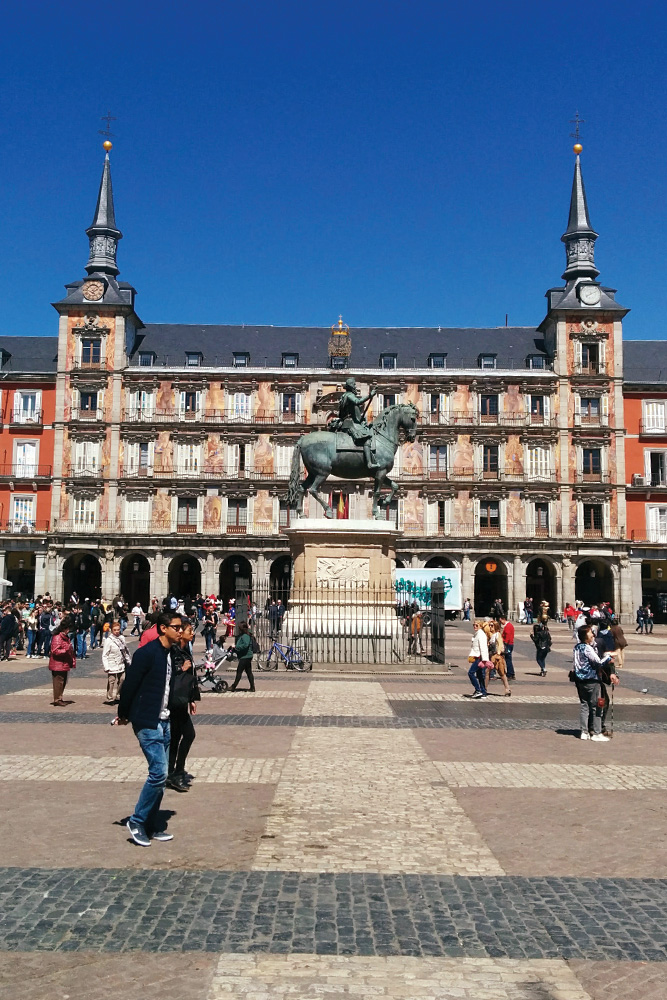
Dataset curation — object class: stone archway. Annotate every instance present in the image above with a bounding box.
[526,558,557,616]
[575,558,613,608]
[474,557,508,617]
[424,556,456,569]
[219,555,253,610]
[168,554,201,605]
[63,552,102,603]
[269,555,291,604]
[119,553,151,611]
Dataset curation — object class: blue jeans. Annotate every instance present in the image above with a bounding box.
[76,631,87,658]
[536,650,548,673]
[468,657,487,695]
[27,629,36,656]
[89,625,98,648]
[504,642,515,678]
[131,721,171,832]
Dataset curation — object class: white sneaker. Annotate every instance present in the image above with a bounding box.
[471,691,484,699]
[590,733,610,742]
[579,731,591,740]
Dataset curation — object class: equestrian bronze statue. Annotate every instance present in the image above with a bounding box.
[287,380,419,519]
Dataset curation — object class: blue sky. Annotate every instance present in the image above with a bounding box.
[0,0,665,338]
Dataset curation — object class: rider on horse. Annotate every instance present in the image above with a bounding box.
[331,378,379,470]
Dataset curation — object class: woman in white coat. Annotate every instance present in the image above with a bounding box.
[467,621,489,699]
[102,620,130,704]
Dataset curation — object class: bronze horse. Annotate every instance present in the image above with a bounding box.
[286,403,419,519]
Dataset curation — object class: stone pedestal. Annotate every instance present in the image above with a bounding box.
[283,519,402,657]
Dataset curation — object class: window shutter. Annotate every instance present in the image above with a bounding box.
[473,496,481,533]
[228,443,239,473]
[599,341,606,371]
[295,392,302,416]
[601,395,609,424]
[574,341,582,372]
[397,497,405,529]
[426,500,438,536]
[544,394,551,420]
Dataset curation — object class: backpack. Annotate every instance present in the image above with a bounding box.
[250,634,260,655]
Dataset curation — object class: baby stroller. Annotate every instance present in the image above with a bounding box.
[195,642,234,693]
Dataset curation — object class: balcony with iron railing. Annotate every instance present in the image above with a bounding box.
[119,463,291,480]
[10,410,43,426]
[400,467,557,484]
[70,407,104,421]
[1,519,50,534]
[0,464,52,479]
[573,361,607,376]
[575,470,611,484]
[65,464,103,478]
[639,419,667,436]
[574,412,609,428]
[121,407,312,426]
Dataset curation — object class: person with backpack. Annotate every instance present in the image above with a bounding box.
[166,618,201,792]
[531,616,552,676]
[571,624,619,741]
[202,604,218,651]
[229,621,257,692]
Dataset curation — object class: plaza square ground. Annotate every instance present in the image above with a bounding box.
[0,622,666,998]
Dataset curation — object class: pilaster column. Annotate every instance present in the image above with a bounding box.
[619,557,633,621]
[102,549,116,600]
[461,553,474,609]
[512,554,525,617]
[34,547,47,596]
[555,561,563,612]
[561,555,575,605]
[204,552,216,596]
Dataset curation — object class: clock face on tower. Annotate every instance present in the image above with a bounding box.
[82,280,105,301]
[578,283,601,307]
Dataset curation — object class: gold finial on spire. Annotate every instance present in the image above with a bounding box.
[103,140,113,152]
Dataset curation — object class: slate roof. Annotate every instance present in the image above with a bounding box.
[623,341,667,385]
[130,324,547,370]
[0,337,57,373]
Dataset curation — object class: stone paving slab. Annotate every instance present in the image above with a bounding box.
[251,728,502,875]
[0,754,283,783]
[301,679,394,716]
[389,691,667,705]
[0,951,219,1000]
[0,868,665,960]
[455,788,667,878]
[0,720,296,757]
[5,686,305,699]
[434,761,667,789]
[567,959,667,1000]
[0,710,664,732]
[207,953,594,998]
[0,784,276,871]
[415,727,667,765]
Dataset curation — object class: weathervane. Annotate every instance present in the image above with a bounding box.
[569,111,585,142]
[98,111,117,140]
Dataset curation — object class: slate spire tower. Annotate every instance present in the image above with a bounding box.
[560,148,599,282]
[85,142,123,276]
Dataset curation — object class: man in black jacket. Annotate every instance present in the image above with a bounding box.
[117,612,183,847]
[0,605,18,660]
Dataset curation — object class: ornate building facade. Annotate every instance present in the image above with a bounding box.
[1,143,651,617]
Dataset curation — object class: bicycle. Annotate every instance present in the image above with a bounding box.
[259,638,312,672]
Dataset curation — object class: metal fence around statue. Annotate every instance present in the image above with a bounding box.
[241,581,440,665]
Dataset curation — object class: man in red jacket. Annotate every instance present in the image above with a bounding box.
[500,615,515,680]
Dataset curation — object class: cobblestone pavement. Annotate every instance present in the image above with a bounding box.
[0,623,665,999]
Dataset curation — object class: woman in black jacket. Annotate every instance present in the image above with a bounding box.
[166,619,200,792]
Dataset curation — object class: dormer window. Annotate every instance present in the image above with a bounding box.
[380,354,397,370]
[185,352,202,367]
[528,355,546,370]
[479,354,497,370]
[233,352,249,368]
[139,352,155,368]
[428,354,446,369]
[330,356,347,369]
[282,353,298,368]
